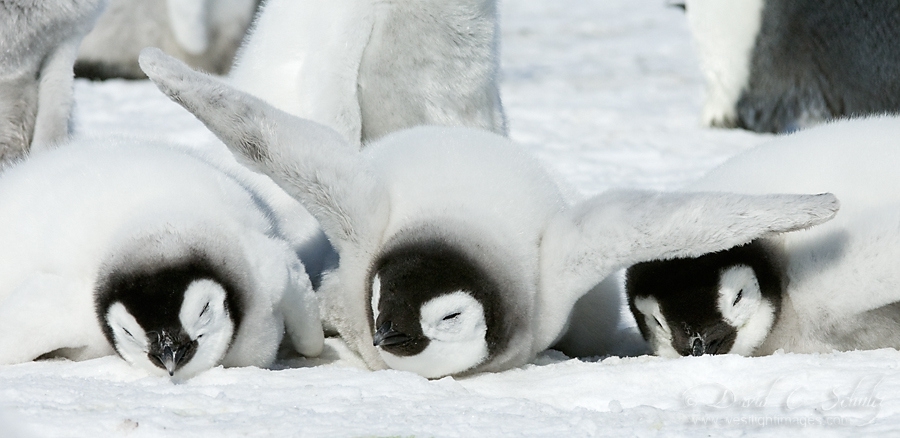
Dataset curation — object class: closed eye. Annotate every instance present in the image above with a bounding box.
[733,289,743,306]
[200,302,210,318]
[123,328,134,338]
[443,312,461,321]
[653,316,663,327]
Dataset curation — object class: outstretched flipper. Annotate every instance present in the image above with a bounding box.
[535,190,839,349]
[139,48,388,253]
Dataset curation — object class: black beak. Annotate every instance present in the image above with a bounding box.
[690,338,704,357]
[372,321,411,347]
[689,333,730,356]
[159,346,178,376]
[149,334,197,376]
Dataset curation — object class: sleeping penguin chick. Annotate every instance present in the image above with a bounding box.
[627,240,783,357]
[141,48,840,377]
[96,250,242,379]
[369,239,512,378]
[0,138,324,379]
[627,116,900,357]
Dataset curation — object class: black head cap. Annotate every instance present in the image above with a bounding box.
[625,240,783,356]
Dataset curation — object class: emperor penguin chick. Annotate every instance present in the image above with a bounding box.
[627,117,900,357]
[142,48,839,378]
[627,240,784,357]
[0,138,324,379]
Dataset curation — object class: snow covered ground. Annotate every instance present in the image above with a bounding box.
[3,0,898,436]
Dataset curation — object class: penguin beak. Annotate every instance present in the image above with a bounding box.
[160,346,178,376]
[688,333,730,356]
[148,333,197,376]
[690,338,704,357]
[372,321,411,347]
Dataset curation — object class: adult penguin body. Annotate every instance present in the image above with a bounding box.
[0,0,107,163]
[76,0,260,79]
[229,0,506,147]
[687,0,900,133]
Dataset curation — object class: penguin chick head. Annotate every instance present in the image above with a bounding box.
[97,260,242,380]
[626,240,782,357]
[368,240,510,378]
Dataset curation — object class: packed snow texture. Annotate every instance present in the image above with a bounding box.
[2,0,897,436]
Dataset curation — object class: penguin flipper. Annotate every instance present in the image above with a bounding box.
[139,48,389,252]
[535,190,839,350]
[0,274,106,365]
[280,260,325,358]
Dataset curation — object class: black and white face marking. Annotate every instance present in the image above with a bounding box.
[96,259,243,379]
[368,240,507,378]
[626,241,782,357]
[715,265,777,355]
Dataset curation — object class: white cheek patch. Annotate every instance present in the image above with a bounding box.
[106,302,166,376]
[685,0,765,126]
[717,265,761,326]
[378,291,488,378]
[371,274,381,323]
[730,300,774,355]
[634,296,680,358]
[717,265,774,355]
[419,291,486,342]
[176,280,234,379]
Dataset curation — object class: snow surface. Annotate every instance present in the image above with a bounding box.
[3,0,898,436]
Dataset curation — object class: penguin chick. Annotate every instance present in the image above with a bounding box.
[76,0,260,80]
[369,238,507,378]
[96,243,243,379]
[0,0,107,164]
[141,48,839,377]
[228,0,506,147]
[0,138,324,379]
[627,240,783,357]
[626,116,900,357]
